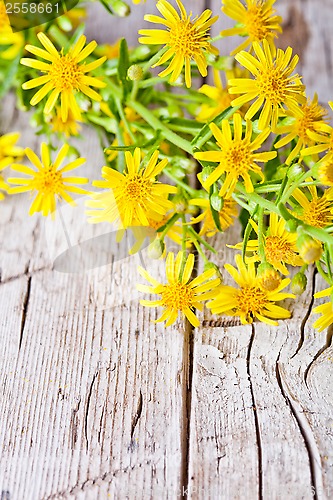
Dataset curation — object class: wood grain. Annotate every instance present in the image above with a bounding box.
[1,1,333,499]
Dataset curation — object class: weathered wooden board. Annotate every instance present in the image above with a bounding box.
[0,1,333,499]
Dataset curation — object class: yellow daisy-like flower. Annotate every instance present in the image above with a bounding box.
[275,94,329,165]
[314,157,333,187]
[138,0,218,88]
[0,1,24,60]
[313,287,333,332]
[291,183,333,229]
[301,124,333,164]
[8,143,89,216]
[196,69,234,122]
[87,148,177,228]
[240,213,304,274]
[207,254,294,326]
[138,251,220,326]
[229,40,306,131]
[194,113,276,198]
[50,107,82,137]
[190,196,237,237]
[21,33,106,122]
[0,132,24,171]
[221,0,282,55]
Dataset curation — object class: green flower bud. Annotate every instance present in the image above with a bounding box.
[147,238,165,259]
[257,262,282,291]
[108,0,130,17]
[291,272,307,295]
[287,163,303,180]
[284,219,299,233]
[127,64,143,81]
[296,234,323,264]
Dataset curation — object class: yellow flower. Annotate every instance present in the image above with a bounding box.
[207,254,294,326]
[87,148,177,228]
[301,124,333,163]
[229,40,306,131]
[50,107,82,137]
[194,113,276,198]
[0,1,24,60]
[138,251,220,326]
[231,213,304,274]
[291,183,333,229]
[138,0,218,88]
[313,287,333,332]
[314,157,333,186]
[275,94,329,165]
[221,0,282,55]
[21,33,106,122]
[8,143,89,216]
[0,132,24,171]
[196,69,234,122]
[190,196,237,237]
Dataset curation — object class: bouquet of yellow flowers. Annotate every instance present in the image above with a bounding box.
[1,0,333,331]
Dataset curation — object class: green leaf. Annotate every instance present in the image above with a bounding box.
[117,38,131,97]
[0,53,20,99]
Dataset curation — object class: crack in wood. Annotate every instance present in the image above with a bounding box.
[275,355,323,500]
[19,274,31,351]
[247,325,263,500]
[292,269,317,359]
[84,371,99,452]
[130,390,143,439]
[304,325,333,389]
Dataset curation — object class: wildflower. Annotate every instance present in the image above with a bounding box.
[8,143,89,216]
[314,157,333,186]
[194,113,276,198]
[221,0,282,55]
[296,234,322,264]
[0,132,24,171]
[21,33,106,122]
[190,196,237,237]
[229,40,306,131]
[50,107,82,137]
[231,213,304,274]
[138,0,218,88]
[313,287,333,332]
[138,251,220,326]
[0,1,24,60]
[207,254,294,326]
[196,69,234,122]
[257,262,282,291]
[275,94,329,165]
[86,148,177,228]
[301,125,333,163]
[291,183,333,229]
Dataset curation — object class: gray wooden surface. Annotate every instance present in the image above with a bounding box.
[1,1,333,499]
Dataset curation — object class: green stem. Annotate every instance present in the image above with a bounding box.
[115,98,136,142]
[257,206,266,262]
[316,260,331,284]
[192,238,209,264]
[280,171,311,204]
[158,213,181,239]
[128,99,193,153]
[164,170,197,196]
[142,47,167,74]
[115,120,125,171]
[187,227,217,254]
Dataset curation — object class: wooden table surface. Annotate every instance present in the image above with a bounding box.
[1,1,333,499]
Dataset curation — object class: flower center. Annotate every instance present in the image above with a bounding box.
[237,286,268,317]
[295,103,325,142]
[256,67,288,105]
[224,142,252,174]
[161,281,194,311]
[245,3,270,41]
[33,165,63,194]
[301,198,333,228]
[169,19,207,57]
[265,235,293,262]
[319,162,333,184]
[124,174,152,202]
[49,54,84,91]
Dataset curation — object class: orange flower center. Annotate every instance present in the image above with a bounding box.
[223,142,252,175]
[169,18,208,58]
[256,66,288,105]
[124,174,152,202]
[245,3,272,41]
[49,54,83,91]
[161,281,194,311]
[237,285,268,317]
[33,165,63,194]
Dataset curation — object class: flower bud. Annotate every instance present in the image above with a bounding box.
[127,64,143,81]
[108,0,130,17]
[291,272,307,295]
[287,163,303,180]
[147,238,165,259]
[257,262,281,291]
[296,234,322,264]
